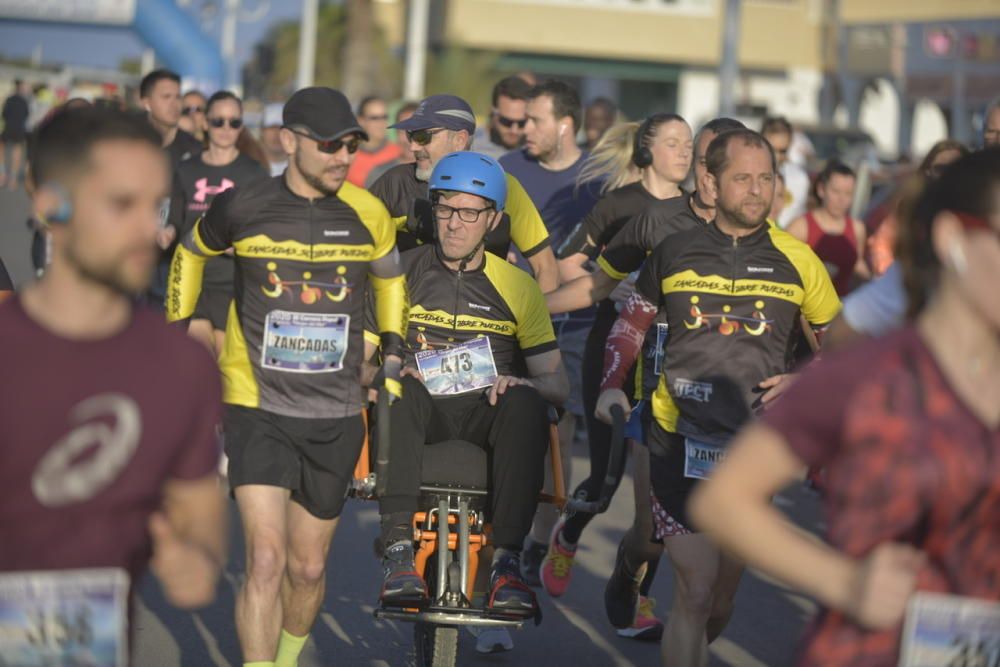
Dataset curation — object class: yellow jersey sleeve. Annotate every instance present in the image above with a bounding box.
[504,174,550,257]
[768,226,842,325]
[485,255,557,356]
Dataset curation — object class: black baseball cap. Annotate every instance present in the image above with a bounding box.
[283,87,369,142]
[391,94,476,133]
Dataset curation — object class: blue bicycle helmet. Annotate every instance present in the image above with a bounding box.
[428,151,507,211]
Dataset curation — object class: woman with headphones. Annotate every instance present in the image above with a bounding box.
[542,113,693,640]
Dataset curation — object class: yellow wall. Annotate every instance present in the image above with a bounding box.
[840,0,1000,24]
[442,0,823,69]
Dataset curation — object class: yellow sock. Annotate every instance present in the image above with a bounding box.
[243,663,274,667]
[274,630,309,667]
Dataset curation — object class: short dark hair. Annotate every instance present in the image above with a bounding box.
[760,115,793,138]
[705,128,777,180]
[396,101,419,122]
[811,159,856,205]
[205,90,242,116]
[899,148,1000,317]
[527,80,582,132]
[182,89,206,101]
[357,95,384,117]
[492,76,532,107]
[139,69,181,99]
[587,97,618,116]
[694,117,745,153]
[31,107,162,187]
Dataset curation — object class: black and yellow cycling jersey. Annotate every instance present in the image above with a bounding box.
[634,220,841,440]
[368,163,551,259]
[167,176,408,419]
[366,245,557,375]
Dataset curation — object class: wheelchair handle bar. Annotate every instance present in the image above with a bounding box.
[564,404,626,516]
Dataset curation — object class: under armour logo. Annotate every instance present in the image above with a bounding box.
[193,177,235,203]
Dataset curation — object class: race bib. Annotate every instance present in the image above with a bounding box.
[415,337,498,396]
[0,568,130,667]
[683,437,727,480]
[899,592,1000,667]
[653,323,669,376]
[261,310,349,373]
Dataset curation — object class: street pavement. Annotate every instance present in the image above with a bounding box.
[0,186,823,666]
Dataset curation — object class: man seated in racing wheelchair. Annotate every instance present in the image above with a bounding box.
[367,151,568,615]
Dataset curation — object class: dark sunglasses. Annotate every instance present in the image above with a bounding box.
[432,203,494,223]
[208,117,243,129]
[406,128,446,146]
[287,128,361,154]
[182,105,204,116]
[495,113,526,130]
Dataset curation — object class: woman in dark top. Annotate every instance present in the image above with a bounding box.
[692,149,1000,667]
[168,91,268,356]
[540,113,692,639]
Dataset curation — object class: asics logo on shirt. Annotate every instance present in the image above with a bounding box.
[193,177,235,203]
[32,394,142,508]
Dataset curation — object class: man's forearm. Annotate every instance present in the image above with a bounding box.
[529,250,560,293]
[529,368,569,406]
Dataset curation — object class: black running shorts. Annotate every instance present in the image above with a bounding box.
[224,405,365,519]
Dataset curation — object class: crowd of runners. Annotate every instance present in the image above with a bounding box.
[0,68,997,667]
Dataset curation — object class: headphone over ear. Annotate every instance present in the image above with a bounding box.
[632,116,655,169]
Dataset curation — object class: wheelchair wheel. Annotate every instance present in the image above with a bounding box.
[414,622,458,667]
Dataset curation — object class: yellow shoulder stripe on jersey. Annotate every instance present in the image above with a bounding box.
[661,269,805,305]
[408,305,517,337]
[504,174,550,254]
[483,253,556,351]
[338,181,397,259]
[233,235,375,263]
[218,300,260,408]
[766,226,842,325]
[597,254,630,281]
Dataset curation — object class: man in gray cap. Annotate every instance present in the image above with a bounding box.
[368,94,559,292]
[167,86,410,667]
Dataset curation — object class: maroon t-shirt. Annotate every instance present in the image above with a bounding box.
[0,297,223,581]
[764,326,1000,667]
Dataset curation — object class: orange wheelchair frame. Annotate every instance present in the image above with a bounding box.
[350,391,624,666]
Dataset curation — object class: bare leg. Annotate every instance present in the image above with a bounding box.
[530,411,574,544]
[622,443,664,565]
[235,485,291,661]
[707,553,743,643]
[660,533,723,667]
[8,142,23,190]
[280,501,339,635]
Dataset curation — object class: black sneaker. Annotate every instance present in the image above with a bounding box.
[489,552,538,614]
[604,539,647,629]
[520,538,547,588]
[380,541,428,606]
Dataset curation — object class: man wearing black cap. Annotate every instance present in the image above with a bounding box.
[167,87,410,667]
[368,93,560,292]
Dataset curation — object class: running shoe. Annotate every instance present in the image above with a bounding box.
[489,552,538,613]
[540,517,577,598]
[604,539,647,628]
[615,596,663,641]
[466,626,514,654]
[379,541,428,606]
[520,538,547,588]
